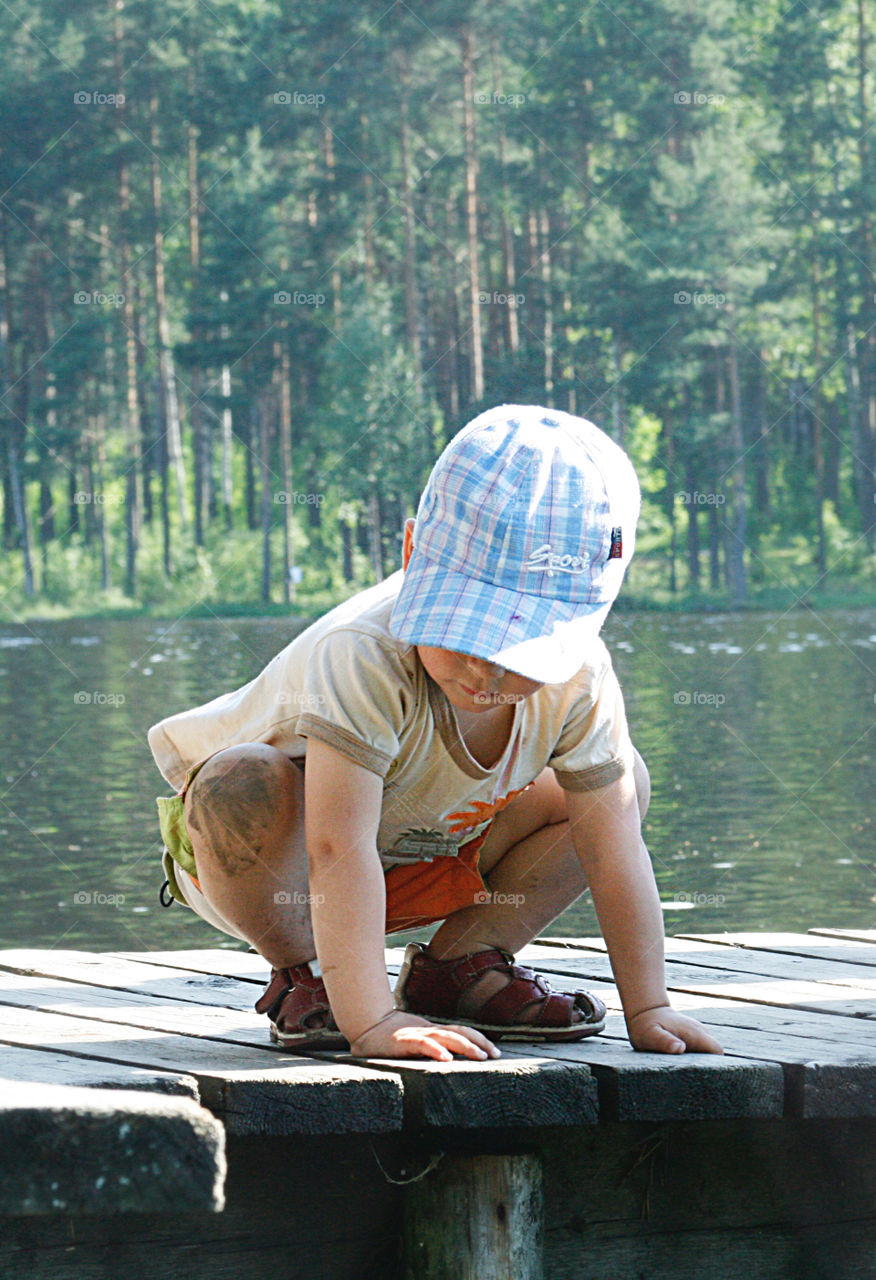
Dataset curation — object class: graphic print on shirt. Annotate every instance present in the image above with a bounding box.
[445,782,533,834]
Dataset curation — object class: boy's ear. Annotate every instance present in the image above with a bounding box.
[402,518,415,571]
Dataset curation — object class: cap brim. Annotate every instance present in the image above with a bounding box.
[389,548,612,684]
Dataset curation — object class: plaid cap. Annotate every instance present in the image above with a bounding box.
[389,404,640,683]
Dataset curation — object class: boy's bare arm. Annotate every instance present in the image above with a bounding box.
[303,739,499,1061]
[565,774,723,1054]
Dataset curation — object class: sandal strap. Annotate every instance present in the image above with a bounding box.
[475,959,604,1029]
[402,945,605,1030]
[254,965,339,1035]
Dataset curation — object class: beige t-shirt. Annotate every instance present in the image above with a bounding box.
[148,571,635,867]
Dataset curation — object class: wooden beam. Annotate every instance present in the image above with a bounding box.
[404,1153,543,1280]
[0,1082,224,1216]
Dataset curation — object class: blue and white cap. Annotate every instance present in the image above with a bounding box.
[389,404,640,683]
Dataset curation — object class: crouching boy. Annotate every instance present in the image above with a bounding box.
[149,405,723,1062]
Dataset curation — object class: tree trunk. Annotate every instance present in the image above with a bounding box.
[340,516,354,582]
[610,333,624,445]
[93,410,111,590]
[461,25,484,405]
[807,116,826,576]
[368,487,384,580]
[397,61,422,390]
[491,37,518,357]
[187,56,207,548]
[0,205,34,593]
[149,82,187,534]
[114,0,141,597]
[135,286,153,526]
[217,289,233,531]
[157,372,171,576]
[443,194,461,423]
[664,417,677,594]
[726,327,747,604]
[708,501,721,589]
[538,206,554,406]
[275,335,293,604]
[856,0,876,544]
[685,456,700,589]
[258,391,273,603]
[361,114,375,286]
[753,356,770,532]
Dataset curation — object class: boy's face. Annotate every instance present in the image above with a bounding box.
[416,645,543,712]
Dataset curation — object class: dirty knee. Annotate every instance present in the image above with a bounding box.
[184,744,300,876]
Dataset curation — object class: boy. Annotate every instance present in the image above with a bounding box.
[149,405,722,1062]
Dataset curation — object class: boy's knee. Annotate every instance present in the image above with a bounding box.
[632,748,650,818]
[185,742,301,844]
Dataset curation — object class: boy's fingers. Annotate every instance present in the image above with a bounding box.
[419,1025,500,1059]
[688,1028,724,1054]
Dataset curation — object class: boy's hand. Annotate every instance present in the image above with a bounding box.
[626,1005,724,1054]
[350,1010,501,1062]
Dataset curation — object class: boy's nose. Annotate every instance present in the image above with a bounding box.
[464,655,506,684]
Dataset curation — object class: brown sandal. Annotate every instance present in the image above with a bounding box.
[394,943,606,1042]
[255,964,349,1050]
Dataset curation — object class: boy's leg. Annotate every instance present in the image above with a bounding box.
[427,748,651,962]
[182,742,316,968]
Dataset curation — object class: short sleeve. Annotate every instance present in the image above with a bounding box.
[294,629,412,777]
[549,660,634,791]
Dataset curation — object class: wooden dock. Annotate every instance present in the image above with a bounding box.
[0,929,875,1279]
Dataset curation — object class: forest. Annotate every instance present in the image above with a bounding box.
[1,0,875,616]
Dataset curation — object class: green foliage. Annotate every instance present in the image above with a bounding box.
[1,0,875,619]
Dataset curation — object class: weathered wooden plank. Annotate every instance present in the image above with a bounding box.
[808,927,876,945]
[514,943,876,1020]
[111,949,270,983]
[0,969,281,1050]
[0,1004,403,1135]
[500,1039,784,1122]
[675,931,876,970]
[515,965,876,1056]
[535,934,876,994]
[0,1133,405,1279]
[545,1219,876,1280]
[0,1082,225,1217]
[345,1055,598,1129]
[0,950,262,1011]
[514,1002,876,1119]
[539,1117,876,1237]
[0,1042,199,1098]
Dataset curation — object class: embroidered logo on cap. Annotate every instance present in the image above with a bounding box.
[525,543,592,576]
[608,527,623,560]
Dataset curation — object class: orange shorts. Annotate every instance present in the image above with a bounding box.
[160,754,491,937]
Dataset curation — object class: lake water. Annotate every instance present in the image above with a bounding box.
[1,606,874,952]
